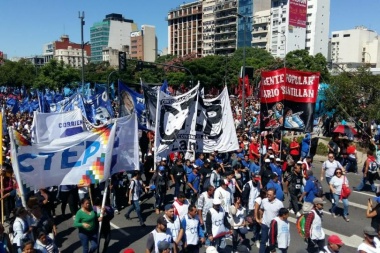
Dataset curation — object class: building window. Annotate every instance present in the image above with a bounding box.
[343,34,350,37]
[332,34,339,37]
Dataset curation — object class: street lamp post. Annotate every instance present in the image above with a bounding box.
[79,11,85,96]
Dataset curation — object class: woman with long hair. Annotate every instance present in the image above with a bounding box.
[329,168,350,222]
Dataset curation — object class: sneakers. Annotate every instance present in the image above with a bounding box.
[332,213,337,218]
[114,209,120,215]
[296,212,302,218]
[255,240,260,248]
[343,216,350,222]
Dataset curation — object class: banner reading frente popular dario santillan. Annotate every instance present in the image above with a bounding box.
[260,68,319,132]
[282,68,320,132]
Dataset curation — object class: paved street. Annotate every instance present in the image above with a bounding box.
[55,154,373,253]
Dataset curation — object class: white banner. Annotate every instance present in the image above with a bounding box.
[196,87,239,153]
[11,124,116,190]
[111,113,139,174]
[155,84,199,160]
[32,109,84,143]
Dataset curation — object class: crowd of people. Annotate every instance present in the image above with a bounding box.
[0,91,379,253]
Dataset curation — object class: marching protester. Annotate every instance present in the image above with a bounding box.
[205,198,231,252]
[13,207,33,253]
[0,222,12,253]
[323,235,344,253]
[321,153,344,201]
[181,205,204,253]
[73,197,101,253]
[145,216,173,253]
[172,192,189,220]
[355,150,378,193]
[214,180,232,215]
[197,185,214,246]
[59,185,79,220]
[299,170,318,214]
[329,168,350,221]
[284,162,303,217]
[33,231,59,253]
[151,166,169,214]
[209,164,222,189]
[268,208,290,253]
[186,166,201,205]
[266,173,284,202]
[258,188,284,253]
[163,204,183,253]
[304,198,326,253]
[366,195,380,232]
[125,171,146,226]
[170,159,186,198]
[93,197,114,253]
[260,159,273,188]
[229,197,247,251]
[357,226,378,252]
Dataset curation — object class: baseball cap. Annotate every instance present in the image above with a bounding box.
[205,246,218,253]
[313,198,326,205]
[123,249,136,253]
[296,161,303,165]
[276,158,281,162]
[269,155,275,159]
[162,157,167,161]
[264,158,270,163]
[157,216,168,226]
[157,241,170,251]
[364,226,378,236]
[213,198,222,205]
[328,235,343,246]
[271,172,278,179]
[268,147,273,150]
[164,204,173,211]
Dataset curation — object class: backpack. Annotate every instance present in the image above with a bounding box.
[368,160,379,174]
[296,213,308,238]
[313,179,324,197]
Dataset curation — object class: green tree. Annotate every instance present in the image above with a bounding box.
[0,59,37,87]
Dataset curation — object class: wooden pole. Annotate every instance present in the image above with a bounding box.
[1,174,3,224]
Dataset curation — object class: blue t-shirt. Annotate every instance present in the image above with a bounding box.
[195,158,204,167]
[266,179,284,201]
[270,163,283,182]
[187,173,201,193]
[304,176,317,203]
[249,162,261,176]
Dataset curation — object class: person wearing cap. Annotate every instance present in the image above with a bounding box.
[205,198,231,251]
[150,166,169,214]
[200,160,212,192]
[323,234,343,253]
[146,216,173,253]
[197,185,215,246]
[266,172,284,201]
[260,158,274,188]
[357,226,378,252]
[284,161,303,217]
[304,197,326,253]
[205,246,218,253]
[270,157,283,183]
[214,179,232,214]
[268,208,290,253]
[186,165,201,205]
[163,204,183,252]
[171,159,186,198]
[258,188,284,253]
[157,240,171,253]
[125,171,147,226]
[181,204,205,252]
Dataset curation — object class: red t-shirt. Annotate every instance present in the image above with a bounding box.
[289,141,300,156]
[249,142,259,160]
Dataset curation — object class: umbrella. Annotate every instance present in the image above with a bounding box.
[333,125,357,136]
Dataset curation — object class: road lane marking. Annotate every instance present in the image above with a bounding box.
[110,222,130,237]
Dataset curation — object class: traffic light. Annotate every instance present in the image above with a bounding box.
[136,61,144,71]
[118,52,126,71]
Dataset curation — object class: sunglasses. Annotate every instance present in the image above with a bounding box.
[336,171,342,174]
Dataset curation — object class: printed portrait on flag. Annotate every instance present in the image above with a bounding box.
[260,68,320,132]
[260,69,285,130]
[120,90,135,116]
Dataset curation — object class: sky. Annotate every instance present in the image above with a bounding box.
[0,0,379,59]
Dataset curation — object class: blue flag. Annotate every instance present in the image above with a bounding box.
[118,80,147,130]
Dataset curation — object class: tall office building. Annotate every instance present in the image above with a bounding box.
[129,25,157,62]
[237,0,253,48]
[202,0,216,56]
[214,0,238,55]
[331,26,379,68]
[269,0,307,59]
[306,0,330,58]
[90,13,137,63]
[167,1,203,57]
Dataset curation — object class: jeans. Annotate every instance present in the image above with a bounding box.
[252,222,261,242]
[331,193,349,217]
[155,189,166,210]
[346,157,357,173]
[126,200,144,224]
[78,232,98,253]
[186,244,200,253]
[212,237,226,251]
[325,177,332,201]
[174,181,184,198]
[259,224,269,253]
[200,225,211,246]
[276,248,288,253]
[232,228,246,250]
[356,174,377,192]
[289,192,300,214]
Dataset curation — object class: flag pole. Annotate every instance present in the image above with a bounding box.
[8,127,27,208]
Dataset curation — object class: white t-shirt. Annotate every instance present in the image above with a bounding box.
[323,160,343,178]
[329,176,348,195]
[129,179,143,201]
[357,242,378,253]
[260,198,284,226]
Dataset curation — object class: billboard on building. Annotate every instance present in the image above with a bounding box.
[288,0,307,28]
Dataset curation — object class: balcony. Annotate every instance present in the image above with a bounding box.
[252,28,267,35]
